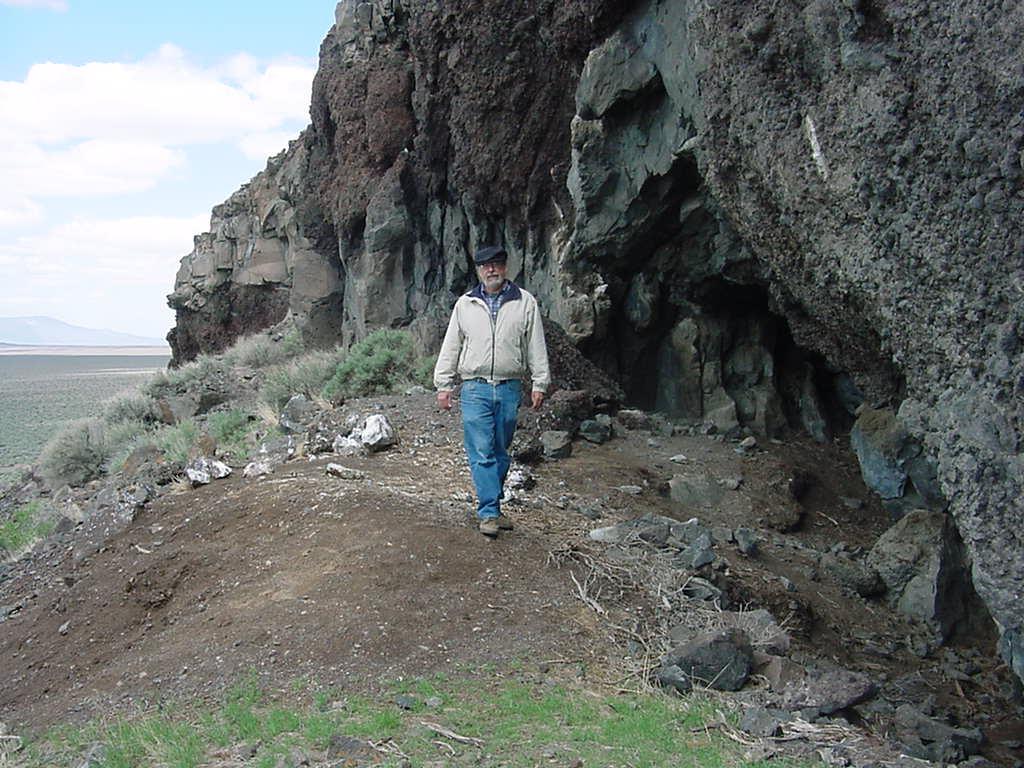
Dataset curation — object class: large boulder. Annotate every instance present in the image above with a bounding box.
[658,628,753,692]
[866,509,975,640]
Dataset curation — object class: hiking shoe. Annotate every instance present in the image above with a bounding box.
[479,517,500,537]
[495,514,514,530]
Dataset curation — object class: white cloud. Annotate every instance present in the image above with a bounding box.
[238,131,297,160]
[0,195,43,229]
[0,0,68,11]
[0,44,315,337]
[0,213,208,337]
[0,45,314,146]
[0,45,315,206]
[0,139,184,197]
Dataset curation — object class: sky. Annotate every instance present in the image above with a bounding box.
[0,0,335,341]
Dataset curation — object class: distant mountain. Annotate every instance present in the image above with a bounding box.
[0,316,167,347]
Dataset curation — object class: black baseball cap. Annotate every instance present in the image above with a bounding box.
[473,245,508,265]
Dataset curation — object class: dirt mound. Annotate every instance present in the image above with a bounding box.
[1,392,1021,764]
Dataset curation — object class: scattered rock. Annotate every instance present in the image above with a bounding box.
[762,501,804,532]
[734,527,759,556]
[578,419,611,444]
[866,509,972,639]
[655,664,694,694]
[819,553,885,597]
[659,628,753,692]
[758,655,807,692]
[358,414,397,451]
[676,535,715,569]
[894,704,984,763]
[394,694,417,710]
[326,464,365,480]
[588,524,626,544]
[777,667,878,715]
[668,472,724,508]
[505,465,535,490]
[326,734,377,765]
[850,406,944,515]
[279,394,317,434]
[243,459,274,478]
[58,620,70,635]
[185,457,232,486]
[615,484,643,495]
[510,433,544,463]
[332,434,364,456]
[541,430,573,459]
[711,526,733,545]
[721,609,790,655]
[681,576,725,605]
[542,389,594,433]
[739,706,789,737]
[719,476,742,491]
[258,435,297,465]
[738,436,758,450]
[616,409,651,430]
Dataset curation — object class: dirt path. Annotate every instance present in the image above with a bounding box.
[1,393,1021,764]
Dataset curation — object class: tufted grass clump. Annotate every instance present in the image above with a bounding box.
[102,391,161,425]
[144,355,228,399]
[322,329,419,402]
[39,418,151,488]
[156,420,200,465]
[208,409,252,459]
[106,433,161,475]
[223,329,305,369]
[0,500,56,558]
[260,348,347,409]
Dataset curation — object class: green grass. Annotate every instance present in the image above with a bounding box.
[20,671,804,768]
[155,420,199,464]
[322,328,422,402]
[207,409,251,459]
[259,349,346,408]
[0,500,55,556]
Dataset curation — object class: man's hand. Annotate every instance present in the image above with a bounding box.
[437,390,453,410]
[531,390,545,410]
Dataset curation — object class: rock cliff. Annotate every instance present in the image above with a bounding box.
[169,0,1023,681]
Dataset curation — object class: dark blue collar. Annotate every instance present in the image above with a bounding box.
[468,281,522,302]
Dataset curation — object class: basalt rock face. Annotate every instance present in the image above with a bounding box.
[168,131,341,358]
[169,1,1023,680]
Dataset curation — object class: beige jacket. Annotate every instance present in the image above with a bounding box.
[433,282,551,393]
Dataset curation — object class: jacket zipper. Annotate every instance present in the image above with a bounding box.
[489,303,497,381]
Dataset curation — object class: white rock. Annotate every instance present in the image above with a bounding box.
[186,457,232,485]
[243,459,274,478]
[332,434,363,456]
[326,463,365,480]
[359,414,397,451]
[589,525,626,543]
[506,466,533,490]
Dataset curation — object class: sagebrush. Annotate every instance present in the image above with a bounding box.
[322,329,420,401]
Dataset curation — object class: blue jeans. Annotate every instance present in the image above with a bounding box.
[460,379,521,520]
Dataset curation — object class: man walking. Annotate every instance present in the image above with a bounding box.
[434,245,550,537]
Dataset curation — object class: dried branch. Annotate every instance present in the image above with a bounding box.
[419,721,485,747]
